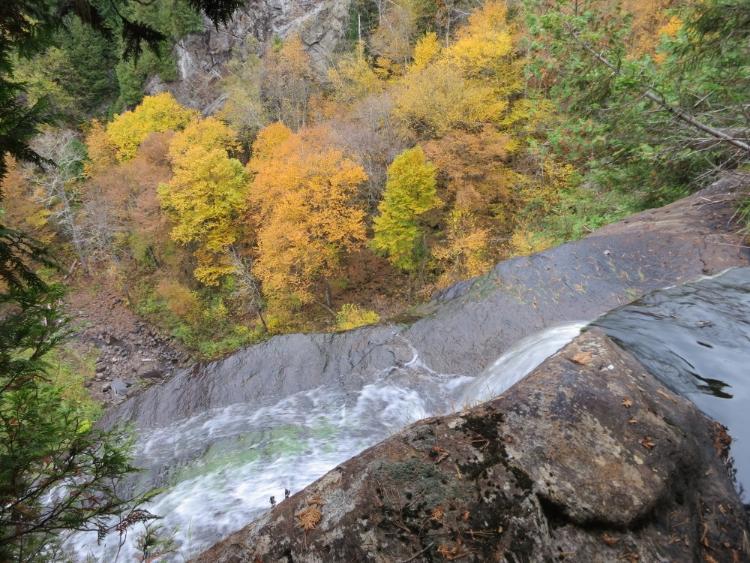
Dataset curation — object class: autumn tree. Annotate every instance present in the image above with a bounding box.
[158,117,249,286]
[248,123,367,311]
[81,131,174,265]
[261,35,317,131]
[218,42,269,145]
[327,41,384,109]
[83,120,117,177]
[369,0,418,69]
[371,145,440,271]
[106,93,198,161]
[29,129,89,262]
[0,158,54,245]
[432,209,492,288]
[392,3,527,138]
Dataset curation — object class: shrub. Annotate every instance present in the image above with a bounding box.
[335,304,380,331]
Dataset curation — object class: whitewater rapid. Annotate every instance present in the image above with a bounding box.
[64,324,584,561]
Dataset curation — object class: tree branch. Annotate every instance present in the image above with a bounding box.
[568,28,750,154]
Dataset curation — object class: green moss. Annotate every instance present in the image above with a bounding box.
[171,420,340,484]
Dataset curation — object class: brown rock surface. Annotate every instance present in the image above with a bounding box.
[194,330,749,562]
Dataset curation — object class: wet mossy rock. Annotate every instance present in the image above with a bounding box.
[194,329,749,562]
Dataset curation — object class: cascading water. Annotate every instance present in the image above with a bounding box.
[458,322,587,407]
[62,267,750,561]
[593,266,750,503]
[63,327,584,561]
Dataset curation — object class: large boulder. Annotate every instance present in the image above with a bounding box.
[194,329,748,562]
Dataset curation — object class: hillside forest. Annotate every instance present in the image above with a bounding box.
[3,0,748,358]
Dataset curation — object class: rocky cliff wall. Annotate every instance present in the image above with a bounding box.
[146,0,351,110]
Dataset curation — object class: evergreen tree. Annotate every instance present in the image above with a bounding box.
[0,235,150,561]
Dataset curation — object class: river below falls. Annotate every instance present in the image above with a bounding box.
[63,267,750,561]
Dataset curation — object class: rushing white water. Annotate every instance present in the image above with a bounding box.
[64,325,583,561]
[458,322,587,407]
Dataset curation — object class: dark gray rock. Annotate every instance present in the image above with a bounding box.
[193,330,749,562]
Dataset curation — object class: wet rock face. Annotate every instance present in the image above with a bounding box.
[194,330,749,563]
[150,0,351,110]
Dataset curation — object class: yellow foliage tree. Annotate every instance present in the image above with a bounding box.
[335,304,380,331]
[393,2,527,137]
[371,146,441,271]
[248,124,367,309]
[106,93,198,161]
[432,209,492,288]
[83,120,117,177]
[328,41,384,108]
[158,117,248,286]
[411,32,441,70]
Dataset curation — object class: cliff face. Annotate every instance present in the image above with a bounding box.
[194,329,749,563]
[147,0,351,110]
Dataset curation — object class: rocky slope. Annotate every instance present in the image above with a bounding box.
[147,0,351,110]
[102,174,750,431]
[194,329,749,562]
[65,287,190,405]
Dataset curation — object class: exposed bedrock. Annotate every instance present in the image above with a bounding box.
[194,329,749,562]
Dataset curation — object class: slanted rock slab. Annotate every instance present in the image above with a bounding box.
[193,329,748,562]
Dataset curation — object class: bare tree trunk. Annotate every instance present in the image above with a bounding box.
[229,247,268,331]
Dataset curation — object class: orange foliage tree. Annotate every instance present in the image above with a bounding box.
[247,123,367,311]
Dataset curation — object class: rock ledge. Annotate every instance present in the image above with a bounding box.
[194,329,748,562]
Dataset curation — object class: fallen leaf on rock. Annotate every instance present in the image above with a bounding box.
[656,388,677,403]
[622,398,633,408]
[628,417,638,425]
[437,543,469,560]
[640,436,656,450]
[297,505,322,531]
[431,506,445,521]
[601,532,619,546]
[571,351,593,365]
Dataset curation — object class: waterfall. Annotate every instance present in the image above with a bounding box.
[458,322,587,408]
[62,325,584,561]
[62,267,750,562]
